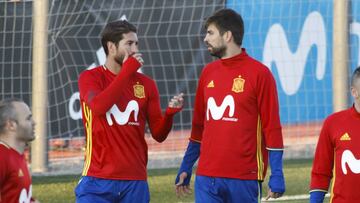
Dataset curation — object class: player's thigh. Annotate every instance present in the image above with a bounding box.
[75,176,117,203]
[118,180,150,203]
[226,179,261,203]
[195,175,223,203]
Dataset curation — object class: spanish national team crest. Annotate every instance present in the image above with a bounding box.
[133,82,145,98]
[232,75,245,93]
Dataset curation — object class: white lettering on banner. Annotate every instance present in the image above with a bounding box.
[69,92,82,120]
[206,95,237,122]
[19,185,32,203]
[341,150,360,175]
[263,11,326,95]
[106,100,139,126]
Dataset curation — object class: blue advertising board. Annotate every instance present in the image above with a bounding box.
[227,1,336,123]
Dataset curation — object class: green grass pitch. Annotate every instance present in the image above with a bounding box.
[32,159,329,203]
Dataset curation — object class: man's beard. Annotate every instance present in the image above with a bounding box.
[115,55,124,66]
[207,43,226,58]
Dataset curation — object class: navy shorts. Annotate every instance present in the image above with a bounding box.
[195,175,261,203]
[75,176,150,203]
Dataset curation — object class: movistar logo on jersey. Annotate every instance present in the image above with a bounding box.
[206,95,238,122]
[19,185,32,203]
[106,100,140,126]
[341,150,360,175]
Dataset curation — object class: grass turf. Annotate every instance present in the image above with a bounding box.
[32,159,317,203]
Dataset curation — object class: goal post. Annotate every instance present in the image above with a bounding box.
[333,0,349,112]
[31,0,49,173]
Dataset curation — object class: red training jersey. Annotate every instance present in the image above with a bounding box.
[0,142,33,203]
[79,57,178,180]
[311,106,360,203]
[191,49,283,180]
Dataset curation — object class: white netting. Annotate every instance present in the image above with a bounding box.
[1,0,358,174]
[23,0,223,174]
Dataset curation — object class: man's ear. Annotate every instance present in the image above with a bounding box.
[351,86,359,99]
[107,41,116,55]
[223,30,233,43]
[5,119,17,132]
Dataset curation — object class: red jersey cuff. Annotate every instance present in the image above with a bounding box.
[122,56,142,74]
[165,107,182,116]
[310,172,331,191]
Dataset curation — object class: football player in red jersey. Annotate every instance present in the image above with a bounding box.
[310,67,360,203]
[0,98,39,203]
[75,20,183,203]
[175,9,285,202]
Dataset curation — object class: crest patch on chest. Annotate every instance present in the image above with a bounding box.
[232,75,245,93]
[134,82,145,98]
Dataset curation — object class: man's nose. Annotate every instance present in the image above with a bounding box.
[204,34,209,43]
[132,45,139,53]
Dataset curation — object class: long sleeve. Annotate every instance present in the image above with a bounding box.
[268,150,285,193]
[256,67,283,149]
[190,71,206,143]
[0,151,7,188]
[78,57,141,116]
[147,81,181,142]
[310,118,333,192]
[175,140,201,185]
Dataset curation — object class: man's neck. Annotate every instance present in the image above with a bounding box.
[0,136,25,154]
[221,45,242,59]
[355,102,360,113]
[104,59,122,75]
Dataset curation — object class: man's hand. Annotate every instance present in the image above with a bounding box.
[175,172,192,197]
[131,52,144,65]
[123,49,144,65]
[168,93,184,109]
[174,141,199,198]
[265,188,283,200]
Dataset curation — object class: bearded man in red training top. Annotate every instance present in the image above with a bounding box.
[175,9,285,203]
[75,20,183,203]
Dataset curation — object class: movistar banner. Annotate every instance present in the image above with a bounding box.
[227,1,337,123]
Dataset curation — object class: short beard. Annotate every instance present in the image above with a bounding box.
[115,55,124,66]
[208,45,226,59]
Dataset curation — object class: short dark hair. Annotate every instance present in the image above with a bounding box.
[205,9,244,46]
[0,98,23,134]
[352,66,360,86]
[101,20,137,55]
